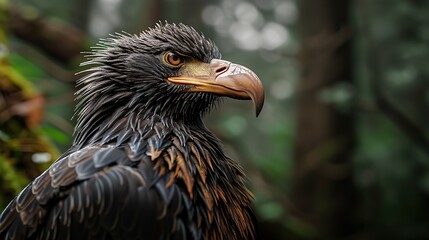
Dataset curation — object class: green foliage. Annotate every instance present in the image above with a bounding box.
[8,52,74,151]
[0,154,29,208]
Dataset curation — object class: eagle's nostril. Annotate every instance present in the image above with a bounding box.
[215,66,227,74]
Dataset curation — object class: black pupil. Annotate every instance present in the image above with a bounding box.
[171,54,179,62]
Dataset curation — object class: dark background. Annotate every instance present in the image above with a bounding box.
[1,0,429,239]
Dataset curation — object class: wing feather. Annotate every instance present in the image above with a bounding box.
[0,144,194,240]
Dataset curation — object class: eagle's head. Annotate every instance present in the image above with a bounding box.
[74,23,264,144]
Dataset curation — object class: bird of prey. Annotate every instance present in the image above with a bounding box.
[0,22,264,240]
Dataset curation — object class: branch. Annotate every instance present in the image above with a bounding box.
[12,42,76,83]
[8,5,85,63]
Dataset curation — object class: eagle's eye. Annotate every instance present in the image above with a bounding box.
[163,51,184,67]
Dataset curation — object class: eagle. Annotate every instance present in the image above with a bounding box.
[0,23,264,240]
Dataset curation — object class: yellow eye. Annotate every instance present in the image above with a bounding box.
[163,51,184,67]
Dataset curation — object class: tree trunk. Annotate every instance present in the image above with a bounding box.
[145,0,163,28]
[291,0,357,238]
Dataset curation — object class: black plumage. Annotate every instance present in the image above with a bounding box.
[0,23,264,240]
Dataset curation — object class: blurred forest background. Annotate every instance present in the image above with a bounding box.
[1,0,429,239]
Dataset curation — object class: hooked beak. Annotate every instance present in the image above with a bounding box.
[167,59,265,116]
